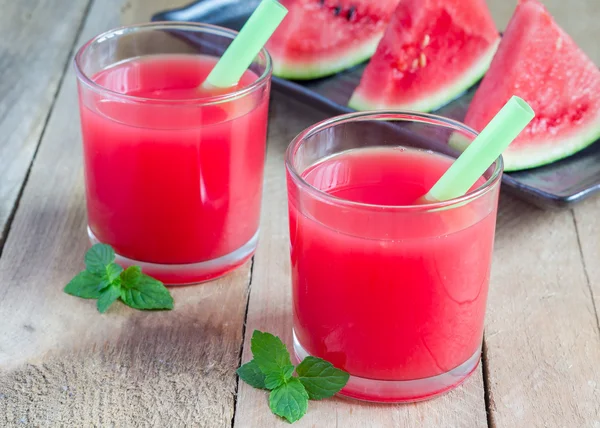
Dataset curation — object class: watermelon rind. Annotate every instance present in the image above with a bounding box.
[501,116,600,171]
[449,114,600,171]
[348,39,500,113]
[272,36,382,80]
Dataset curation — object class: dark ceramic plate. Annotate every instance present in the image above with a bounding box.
[153,0,600,209]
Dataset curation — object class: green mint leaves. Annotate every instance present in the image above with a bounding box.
[236,360,267,389]
[85,243,117,275]
[296,356,352,400]
[269,377,308,423]
[64,244,173,313]
[118,266,174,310]
[251,330,295,389]
[237,330,349,423]
[64,270,108,299]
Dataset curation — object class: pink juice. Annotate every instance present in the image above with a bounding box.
[78,54,269,282]
[288,147,498,399]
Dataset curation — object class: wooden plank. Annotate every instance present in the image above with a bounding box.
[484,1,600,425]
[483,197,600,426]
[573,197,600,427]
[573,197,600,342]
[0,0,91,246]
[233,95,488,427]
[121,0,190,24]
[0,0,250,426]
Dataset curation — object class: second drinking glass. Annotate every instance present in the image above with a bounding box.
[285,112,502,402]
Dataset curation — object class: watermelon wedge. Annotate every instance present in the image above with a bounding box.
[348,0,500,112]
[266,0,400,80]
[463,0,600,171]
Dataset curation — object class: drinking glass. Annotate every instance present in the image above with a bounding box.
[75,23,272,284]
[285,112,502,402]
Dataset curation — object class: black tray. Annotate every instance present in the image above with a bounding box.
[153,0,600,210]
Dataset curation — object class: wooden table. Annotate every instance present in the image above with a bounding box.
[1,0,599,426]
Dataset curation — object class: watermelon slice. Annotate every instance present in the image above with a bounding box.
[348,0,500,112]
[463,0,600,171]
[266,0,400,80]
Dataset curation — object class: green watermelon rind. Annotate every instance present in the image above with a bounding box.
[449,114,600,171]
[348,39,500,113]
[502,116,600,171]
[272,36,382,80]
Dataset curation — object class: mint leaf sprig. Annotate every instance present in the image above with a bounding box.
[64,244,174,313]
[237,330,349,423]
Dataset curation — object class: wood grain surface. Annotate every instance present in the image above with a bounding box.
[121,0,190,24]
[574,197,600,333]
[485,198,600,427]
[0,0,91,247]
[0,0,250,426]
[0,0,599,427]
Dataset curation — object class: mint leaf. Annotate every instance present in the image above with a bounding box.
[251,331,294,389]
[106,262,123,283]
[269,377,308,423]
[97,284,121,313]
[120,273,173,310]
[120,265,142,285]
[84,244,115,275]
[296,356,349,400]
[64,270,109,299]
[239,331,349,422]
[265,365,295,390]
[65,244,174,313]
[237,360,266,389]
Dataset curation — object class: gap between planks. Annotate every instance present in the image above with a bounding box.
[481,338,495,428]
[0,0,94,259]
[230,257,256,428]
[570,210,600,337]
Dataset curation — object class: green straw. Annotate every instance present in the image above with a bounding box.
[203,0,288,88]
[423,96,535,202]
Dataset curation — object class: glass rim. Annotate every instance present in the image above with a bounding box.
[74,21,272,105]
[285,111,504,213]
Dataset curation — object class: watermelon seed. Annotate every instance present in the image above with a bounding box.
[411,59,419,70]
[347,6,356,20]
[419,53,427,67]
[422,34,430,48]
[333,5,342,16]
[392,69,404,79]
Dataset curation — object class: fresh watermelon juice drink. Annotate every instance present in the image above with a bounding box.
[75,23,271,284]
[285,112,502,402]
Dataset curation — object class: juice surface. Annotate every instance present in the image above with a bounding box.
[79,54,269,265]
[288,147,497,381]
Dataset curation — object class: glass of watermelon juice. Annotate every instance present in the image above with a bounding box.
[285,112,502,402]
[74,23,271,284]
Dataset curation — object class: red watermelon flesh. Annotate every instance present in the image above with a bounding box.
[348,0,500,112]
[463,0,600,171]
[266,0,400,80]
